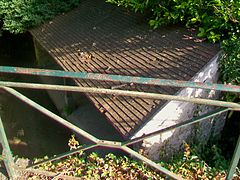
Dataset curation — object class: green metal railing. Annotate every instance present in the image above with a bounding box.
[0,66,239,179]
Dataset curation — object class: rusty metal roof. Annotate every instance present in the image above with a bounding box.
[30,0,220,139]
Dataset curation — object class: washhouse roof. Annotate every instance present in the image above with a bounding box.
[30,0,220,139]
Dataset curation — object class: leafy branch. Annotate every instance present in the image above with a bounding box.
[0,0,80,34]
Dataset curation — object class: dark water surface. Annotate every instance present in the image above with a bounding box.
[0,32,71,159]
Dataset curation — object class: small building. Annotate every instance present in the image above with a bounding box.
[30,0,224,160]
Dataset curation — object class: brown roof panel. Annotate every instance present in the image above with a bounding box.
[30,0,220,138]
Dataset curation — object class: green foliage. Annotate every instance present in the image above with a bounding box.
[160,143,232,179]
[0,0,80,34]
[107,0,239,43]
[220,37,240,101]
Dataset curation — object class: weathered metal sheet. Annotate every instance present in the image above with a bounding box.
[30,0,220,138]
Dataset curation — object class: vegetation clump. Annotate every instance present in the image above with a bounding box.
[220,38,240,101]
[35,136,164,179]
[106,0,239,42]
[30,136,239,179]
[0,0,80,35]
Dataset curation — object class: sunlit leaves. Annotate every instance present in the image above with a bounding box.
[107,0,239,43]
[32,138,237,179]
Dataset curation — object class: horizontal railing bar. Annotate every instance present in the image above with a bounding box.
[0,66,239,93]
[121,146,182,180]
[27,144,98,169]
[1,81,240,110]
[124,108,230,146]
[1,87,100,144]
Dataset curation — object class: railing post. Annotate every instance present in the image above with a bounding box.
[0,116,17,179]
[226,133,240,180]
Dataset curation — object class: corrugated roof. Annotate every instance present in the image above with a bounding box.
[30,0,220,138]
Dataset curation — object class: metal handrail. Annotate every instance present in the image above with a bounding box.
[0,81,240,110]
[0,66,239,93]
[0,66,239,180]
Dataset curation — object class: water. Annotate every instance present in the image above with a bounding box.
[0,32,71,159]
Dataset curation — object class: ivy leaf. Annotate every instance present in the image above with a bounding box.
[197,27,206,37]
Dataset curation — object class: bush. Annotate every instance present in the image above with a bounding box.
[160,143,228,179]
[107,0,239,43]
[0,0,80,34]
[220,37,240,101]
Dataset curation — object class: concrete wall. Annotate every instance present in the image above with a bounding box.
[33,38,81,117]
[131,52,226,160]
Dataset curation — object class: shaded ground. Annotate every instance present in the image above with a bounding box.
[0,32,71,159]
[221,110,240,160]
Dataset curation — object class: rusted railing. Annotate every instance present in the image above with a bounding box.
[0,66,239,179]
